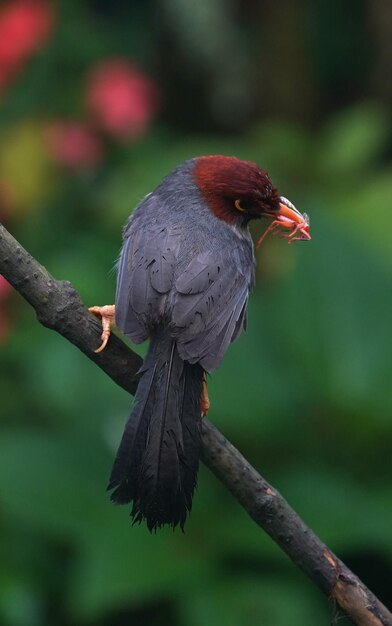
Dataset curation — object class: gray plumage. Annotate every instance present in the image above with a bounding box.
[109,329,202,530]
[115,160,255,371]
[110,159,255,530]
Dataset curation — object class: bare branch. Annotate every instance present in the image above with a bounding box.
[0,223,142,394]
[1,222,391,626]
[201,423,391,626]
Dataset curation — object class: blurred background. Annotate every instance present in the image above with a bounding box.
[0,1,391,624]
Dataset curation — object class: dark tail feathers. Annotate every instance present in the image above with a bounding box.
[108,328,203,531]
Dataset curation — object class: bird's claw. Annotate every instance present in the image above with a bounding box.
[88,305,116,353]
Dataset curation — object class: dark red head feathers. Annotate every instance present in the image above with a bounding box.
[193,155,280,225]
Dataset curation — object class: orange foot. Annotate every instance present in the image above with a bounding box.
[201,373,210,417]
[89,305,116,353]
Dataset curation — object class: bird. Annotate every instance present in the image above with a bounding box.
[90,155,310,531]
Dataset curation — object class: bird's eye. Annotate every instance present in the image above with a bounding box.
[234,199,246,212]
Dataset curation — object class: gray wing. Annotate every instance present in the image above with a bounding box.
[171,247,253,372]
[116,206,253,371]
[115,216,181,342]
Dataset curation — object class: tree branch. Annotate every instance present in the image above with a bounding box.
[1,222,391,626]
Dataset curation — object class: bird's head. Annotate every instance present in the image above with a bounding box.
[193,155,310,243]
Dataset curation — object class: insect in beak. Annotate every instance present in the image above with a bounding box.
[256,196,311,250]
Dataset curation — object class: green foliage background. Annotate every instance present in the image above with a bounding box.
[0,1,391,625]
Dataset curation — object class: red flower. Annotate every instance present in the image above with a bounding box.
[86,59,159,140]
[0,0,53,66]
[46,121,104,171]
[0,0,54,93]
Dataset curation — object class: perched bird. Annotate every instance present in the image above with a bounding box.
[90,155,310,531]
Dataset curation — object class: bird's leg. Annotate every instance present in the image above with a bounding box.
[201,372,210,417]
[88,305,116,353]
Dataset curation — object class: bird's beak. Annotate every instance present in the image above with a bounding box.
[277,198,303,222]
[275,196,311,241]
[257,196,311,249]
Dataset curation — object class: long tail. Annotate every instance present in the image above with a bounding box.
[108,328,203,531]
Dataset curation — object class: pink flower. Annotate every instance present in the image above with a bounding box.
[0,0,54,70]
[86,59,158,140]
[46,121,104,171]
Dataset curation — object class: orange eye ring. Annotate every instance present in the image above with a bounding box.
[234,199,245,212]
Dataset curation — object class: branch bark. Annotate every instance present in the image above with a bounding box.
[1,222,391,626]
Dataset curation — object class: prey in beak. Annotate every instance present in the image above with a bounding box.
[256,196,311,250]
